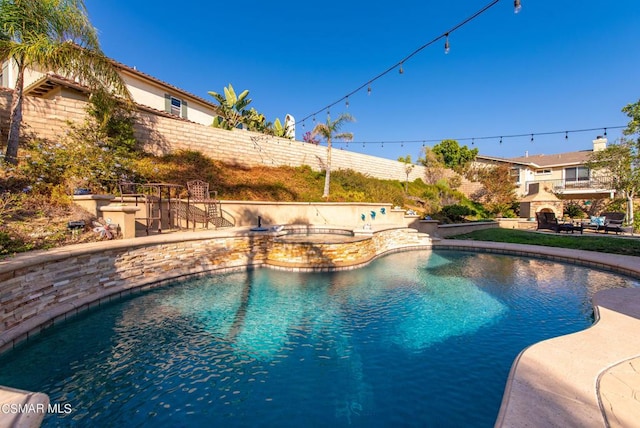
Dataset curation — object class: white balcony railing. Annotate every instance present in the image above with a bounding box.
[525,177,614,194]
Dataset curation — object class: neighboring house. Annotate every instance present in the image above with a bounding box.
[0,56,221,125]
[474,136,615,201]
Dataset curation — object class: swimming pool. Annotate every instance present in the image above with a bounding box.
[1,250,637,427]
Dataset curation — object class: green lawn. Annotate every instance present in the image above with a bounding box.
[449,228,640,257]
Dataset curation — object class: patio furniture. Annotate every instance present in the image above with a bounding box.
[536,212,583,234]
[186,180,224,229]
[582,215,606,232]
[582,212,632,235]
[118,181,160,235]
[536,212,556,232]
[143,182,184,233]
[601,212,630,234]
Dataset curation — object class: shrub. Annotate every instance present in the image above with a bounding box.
[440,204,476,222]
[563,202,585,219]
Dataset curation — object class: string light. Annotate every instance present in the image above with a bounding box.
[514,0,522,14]
[298,0,502,127]
[444,34,450,54]
[604,127,607,136]
[348,125,625,147]
[565,131,568,140]
[345,96,349,109]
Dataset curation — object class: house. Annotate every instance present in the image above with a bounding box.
[474,136,616,218]
[0,56,221,125]
[475,136,614,199]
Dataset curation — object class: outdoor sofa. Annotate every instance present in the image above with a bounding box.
[582,212,632,235]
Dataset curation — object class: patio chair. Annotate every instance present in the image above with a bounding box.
[536,212,582,234]
[536,212,559,232]
[601,212,630,234]
[186,180,223,228]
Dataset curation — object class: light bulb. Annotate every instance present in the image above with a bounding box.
[444,34,450,54]
[514,0,522,14]
[399,63,404,74]
[367,85,372,95]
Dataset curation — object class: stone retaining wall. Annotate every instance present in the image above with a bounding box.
[0,226,433,354]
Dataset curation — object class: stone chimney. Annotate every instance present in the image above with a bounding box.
[593,136,607,152]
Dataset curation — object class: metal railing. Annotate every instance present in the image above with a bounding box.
[525,176,614,194]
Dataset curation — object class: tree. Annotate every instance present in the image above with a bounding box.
[397,155,415,193]
[302,131,320,145]
[471,163,518,217]
[0,0,129,164]
[208,84,252,130]
[431,139,478,172]
[586,99,640,225]
[311,113,354,198]
[419,146,446,185]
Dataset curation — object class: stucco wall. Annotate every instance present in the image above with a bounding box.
[211,201,404,228]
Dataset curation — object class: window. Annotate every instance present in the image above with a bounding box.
[164,94,188,119]
[535,169,551,175]
[510,167,521,184]
[170,97,181,116]
[565,166,589,182]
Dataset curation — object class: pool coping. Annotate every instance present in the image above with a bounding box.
[435,239,640,428]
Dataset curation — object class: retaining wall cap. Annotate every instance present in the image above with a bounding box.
[99,206,141,213]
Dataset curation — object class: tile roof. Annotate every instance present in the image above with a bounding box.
[477,149,594,168]
[22,72,197,123]
[507,150,592,167]
[23,73,91,96]
[108,58,219,111]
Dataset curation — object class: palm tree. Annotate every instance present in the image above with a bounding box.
[0,0,129,164]
[397,155,415,193]
[311,113,354,198]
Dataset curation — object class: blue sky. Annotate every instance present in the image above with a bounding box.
[85,0,640,161]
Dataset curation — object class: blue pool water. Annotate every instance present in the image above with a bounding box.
[1,250,638,427]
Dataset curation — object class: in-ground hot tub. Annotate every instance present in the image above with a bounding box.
[267,226,375,270]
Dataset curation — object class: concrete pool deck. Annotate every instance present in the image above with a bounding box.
[437,240,640,428]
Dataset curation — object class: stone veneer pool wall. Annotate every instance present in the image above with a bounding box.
[0,226,432,355]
